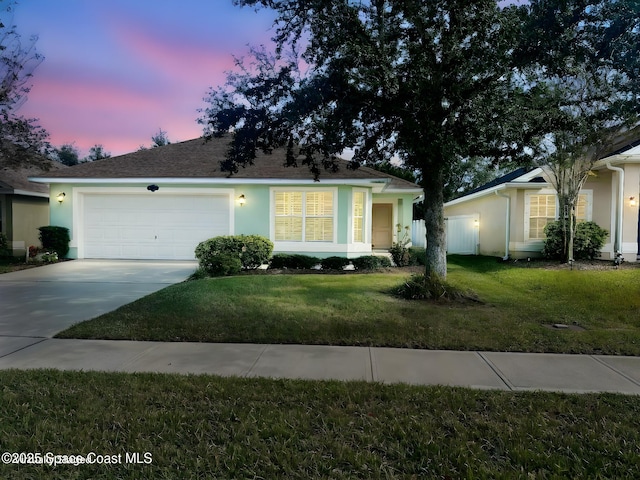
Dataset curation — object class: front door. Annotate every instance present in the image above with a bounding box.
[372,204,393,249]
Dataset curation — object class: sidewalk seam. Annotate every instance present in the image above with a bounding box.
[244,344,269,378]
[591,355,640,388]
[477,352,514,391]
[368,347,377,382]
[0,338,48,359]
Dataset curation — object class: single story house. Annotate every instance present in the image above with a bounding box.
[30,137,422,260]
[1,151,66,256]
[443,140,640,262]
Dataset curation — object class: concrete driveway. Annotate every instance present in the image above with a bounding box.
[0,260,197,338]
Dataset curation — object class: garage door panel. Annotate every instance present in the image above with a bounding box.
[82,193,230,260]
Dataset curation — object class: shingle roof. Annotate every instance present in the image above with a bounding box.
[0,150,66,195]
[32,136,421,191]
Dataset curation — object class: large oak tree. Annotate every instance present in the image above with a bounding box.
[201,0,533,278]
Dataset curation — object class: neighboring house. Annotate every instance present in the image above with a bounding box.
[443,141,640,262]
[0,151,66,256]
[29,137,422,260]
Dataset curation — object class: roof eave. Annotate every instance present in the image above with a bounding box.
[28,176,402,191]
[445,181,551,207]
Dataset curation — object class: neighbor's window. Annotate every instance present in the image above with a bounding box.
[353,191,365,243]
[528,194,556,239]
[575,194,588,222]
[274,191,334,242]
[527,192,591,240]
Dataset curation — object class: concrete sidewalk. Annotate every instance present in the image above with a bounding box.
[1,337,640,394]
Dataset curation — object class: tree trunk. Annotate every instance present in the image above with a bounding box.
[421,165,447,279]
[567,208,575,264]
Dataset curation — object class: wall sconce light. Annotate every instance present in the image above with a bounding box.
[630,196,637,207]
[56,192,66,203]
[473,218,479,227]
[238,194,246,207]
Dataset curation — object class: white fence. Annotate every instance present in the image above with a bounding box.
[411,217,479,254]
[411,220,426,248]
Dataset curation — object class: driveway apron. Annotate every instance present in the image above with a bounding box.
[0,260,196,338]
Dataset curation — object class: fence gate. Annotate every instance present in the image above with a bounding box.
[446,215,479,255]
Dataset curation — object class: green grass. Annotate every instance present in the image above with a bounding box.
[56,256,640,355]
[2,369,640,479]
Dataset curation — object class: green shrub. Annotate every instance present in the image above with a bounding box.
[38,226,70,257]
[269,254,321,269]
[202,253,242,277]
[352,255,391,270]
[321,256,351,270]
[389,224,411,266]
[393,273,475,302]
[408,247,426,266]
[542,221,609,260]
[195,235,273,270]
[574,221,609,260]
[0,232,9,256]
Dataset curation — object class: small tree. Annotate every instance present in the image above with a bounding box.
[151,128,170,148]
[54,143,79,166]
[85,144,111,162]
[523,0,640,262]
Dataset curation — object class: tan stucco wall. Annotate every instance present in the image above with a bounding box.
[622,164,640,257]
[445,191,510,257]
[11,196,50,255]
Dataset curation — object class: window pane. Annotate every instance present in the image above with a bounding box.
[276,192,302,216]
[306,218,333,241]
[306,192,333,216]
[275,217,302,241]
[354,218,363,242]
[576,194,587,220]
[353,192,363,216]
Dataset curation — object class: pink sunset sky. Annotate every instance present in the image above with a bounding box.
[15,0,276,157]
[15,1,525,159]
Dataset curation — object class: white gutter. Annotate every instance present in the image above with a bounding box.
[605,161,624,254]
[495,190,511,261]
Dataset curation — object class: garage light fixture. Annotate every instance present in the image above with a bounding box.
[56,192,66,203]
[630,196,637,207]
[238,194,246,207]
[147,184,159,192]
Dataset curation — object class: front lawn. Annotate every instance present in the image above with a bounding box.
[2,369,640,479]
[56,256,640,355]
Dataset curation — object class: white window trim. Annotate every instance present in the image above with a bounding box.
[270,187,338,245]
[524,189,593,242]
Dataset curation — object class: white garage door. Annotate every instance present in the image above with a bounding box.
[82,193,230,260]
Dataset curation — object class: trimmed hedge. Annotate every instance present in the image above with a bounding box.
[38,226,70,257]
[269,254,321,270]
[352,255,392,270]
[195,235,273,271]
[320,256,351,270]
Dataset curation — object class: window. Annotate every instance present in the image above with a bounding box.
[274,190,334,242]
[526,191,592,240]
[353,191,365,243]
[575,194,588,222]
[528,194,556,240]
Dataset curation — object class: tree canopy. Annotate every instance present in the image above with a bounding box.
[201,0,639,277]
[0,0,49,160]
